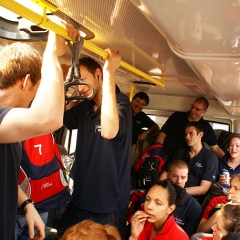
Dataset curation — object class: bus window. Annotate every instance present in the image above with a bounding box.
[209,122,230,131]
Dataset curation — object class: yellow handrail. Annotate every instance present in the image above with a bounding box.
[129,85,135,101]
[0,0,72,41]
[0,0,165,88]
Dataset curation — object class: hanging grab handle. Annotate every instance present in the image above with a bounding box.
[64,36,94,103]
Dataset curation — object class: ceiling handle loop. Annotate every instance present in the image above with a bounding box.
[64,36,94,103]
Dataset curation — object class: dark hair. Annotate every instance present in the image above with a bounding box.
[153,179,185,207]
[194,97,209,109]
[185,121,204,134]
[132,92,149,106]
[221,204,240,234]
[229,134,240,143]
[223,232,240,240]
[79,57,102,75]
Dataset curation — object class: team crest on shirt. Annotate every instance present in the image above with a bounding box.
[95,124,101,133]
[136,120,142,124]
[195,162,203,168]
[174,216,185,226]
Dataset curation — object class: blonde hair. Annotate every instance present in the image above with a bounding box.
[0,42,42,89]
[60,220,121,240]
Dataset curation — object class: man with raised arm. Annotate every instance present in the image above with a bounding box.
[160,121,219,203]
[0,24,79,240]
[155,97,224,159]
[58,51,132,240]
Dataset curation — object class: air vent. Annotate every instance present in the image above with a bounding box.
[132,80,156,86]
[182,83,206,95]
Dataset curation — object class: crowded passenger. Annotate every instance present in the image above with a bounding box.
[211,203,240,240]
[131,159,202,237]
[197,174,240,233]
[129,179,189,240]
[16,133,71,239]
[166,160,202,236]
[57,52,132,239]
[217,134,240,185]
[0,23,79,240]
[60,219,121,240]
[160,121,218,203]
[131,92,159,145]
[155,97,224,159]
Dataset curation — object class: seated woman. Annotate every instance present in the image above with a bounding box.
[192,204,240,240]
[197,174,240,233]
[129,179,189,240]
[60,219,121,240]
[211,203,240,240]
[218,134,240,185]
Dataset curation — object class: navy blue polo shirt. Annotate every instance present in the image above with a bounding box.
[217,153,240,181]
[64,92,132,213]
[160,111,218,153]
[164,146,218,187]
[132,111,156,145]
[174,191,202,237]
[0,108,22,240]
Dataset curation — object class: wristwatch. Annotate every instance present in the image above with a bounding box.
[20,198,34,210]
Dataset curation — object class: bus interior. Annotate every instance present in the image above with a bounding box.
[1,0,240,151]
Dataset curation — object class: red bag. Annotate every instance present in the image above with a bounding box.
[18,133,68,203]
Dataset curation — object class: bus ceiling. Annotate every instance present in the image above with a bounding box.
[1,0,240,116]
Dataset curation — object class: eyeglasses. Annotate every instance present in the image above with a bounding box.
[190,104,206,112]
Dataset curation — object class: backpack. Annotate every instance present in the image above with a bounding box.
[18,133,68,204]
[133,143,165,189]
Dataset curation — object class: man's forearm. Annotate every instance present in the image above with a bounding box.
[147,123,159,134]
[155,131,166,144]
[186,186,208,196]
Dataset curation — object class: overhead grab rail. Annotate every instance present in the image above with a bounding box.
[0,0,165,88]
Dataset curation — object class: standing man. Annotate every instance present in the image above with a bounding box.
[155,97,224,159]
[131,92,159,145]
[57,51,132,239]
[160,121,219,203]
[0,24,79,240]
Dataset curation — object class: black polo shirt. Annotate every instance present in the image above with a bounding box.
[161,111,218,153]
[64,92,132,213]
[132,111,156,145]
[164,146,218,187]
[0,108,22,240]
[174,191,202,236]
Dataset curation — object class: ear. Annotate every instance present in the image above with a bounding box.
[202,109,207,114]
[22,74,30,90]
[167,204,176,215]
[199,131,204,138]
[95,68,102,79]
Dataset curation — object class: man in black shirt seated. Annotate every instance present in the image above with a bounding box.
[131,92,159,145]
